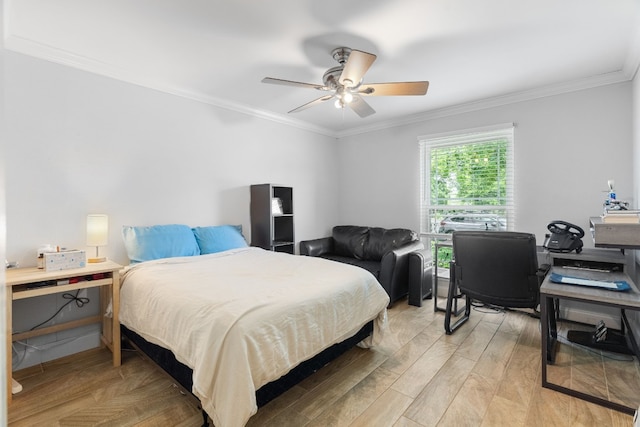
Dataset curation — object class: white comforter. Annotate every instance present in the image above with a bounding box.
[118,247,389,427]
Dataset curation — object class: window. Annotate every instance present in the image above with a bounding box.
[419,123,514,248]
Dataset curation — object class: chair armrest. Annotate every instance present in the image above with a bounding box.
[387,241,425,260]
[409,248,431,261]
[379,241,425,303]
[299,237,333,257]
[536,263,551,283]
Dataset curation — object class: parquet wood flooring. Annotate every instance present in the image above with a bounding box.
[9,297,639,426]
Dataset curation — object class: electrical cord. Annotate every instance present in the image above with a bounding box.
[469,300,540,318]
[28,290,90,332]
[12,332,97,369]
[470,301,503,314]
[12,290,92,369]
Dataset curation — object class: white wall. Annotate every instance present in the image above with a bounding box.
[5,52,340,267]
[337,83,634,246]
[5,51,340,369]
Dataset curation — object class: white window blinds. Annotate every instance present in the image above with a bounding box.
[419,124,515,238]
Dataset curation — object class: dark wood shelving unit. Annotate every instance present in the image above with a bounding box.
[250,184,295,254]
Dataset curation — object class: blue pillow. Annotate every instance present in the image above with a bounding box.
[192,225,248,255]
[122,224,200,263]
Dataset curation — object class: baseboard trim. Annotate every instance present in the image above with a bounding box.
[558,305,622,330]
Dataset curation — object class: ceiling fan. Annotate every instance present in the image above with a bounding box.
[262,47,429,118]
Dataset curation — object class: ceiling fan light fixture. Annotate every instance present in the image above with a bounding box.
[261,46,428,118]
[335,87,353,106]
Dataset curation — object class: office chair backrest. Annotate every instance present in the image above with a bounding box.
[452,231,540,308]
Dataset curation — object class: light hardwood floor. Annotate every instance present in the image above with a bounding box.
[9,297,639,426]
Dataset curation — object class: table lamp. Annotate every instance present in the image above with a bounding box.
[86,214,108,263]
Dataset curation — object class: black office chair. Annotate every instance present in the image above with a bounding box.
[445,231,549,334]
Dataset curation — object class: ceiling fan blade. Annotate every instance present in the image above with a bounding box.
[288,95,334,113]
[359,81,429,96]
[348,95,376,118]
[339,49,377,88]
[262,77,326,91]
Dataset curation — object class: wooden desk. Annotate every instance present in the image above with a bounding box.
[540,266,640,414]
[5,260,122,403]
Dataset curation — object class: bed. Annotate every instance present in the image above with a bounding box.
[117,224,390,427]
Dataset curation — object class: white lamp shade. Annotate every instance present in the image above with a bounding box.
[86,214,109,247]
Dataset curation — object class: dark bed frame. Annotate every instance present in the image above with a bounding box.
[121,321,373,426]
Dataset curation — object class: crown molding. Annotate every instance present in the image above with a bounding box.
[171,85,336,138]
[4,34,338,138]
[335,70,632,139]
[623,25,640,81]
[5,33,634,141]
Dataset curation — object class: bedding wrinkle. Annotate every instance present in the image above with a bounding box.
[119,247,389,427]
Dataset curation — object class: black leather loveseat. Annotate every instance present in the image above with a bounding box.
[299,225,424,304]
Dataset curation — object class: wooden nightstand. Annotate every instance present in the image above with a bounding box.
[5,260,122,403]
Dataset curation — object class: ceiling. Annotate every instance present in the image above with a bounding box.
[5,0,640,137]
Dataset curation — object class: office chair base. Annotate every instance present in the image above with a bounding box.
[444,290,471,335]
[445,311,469,334]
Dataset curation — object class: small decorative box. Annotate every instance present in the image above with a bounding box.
[43,250,86,271]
